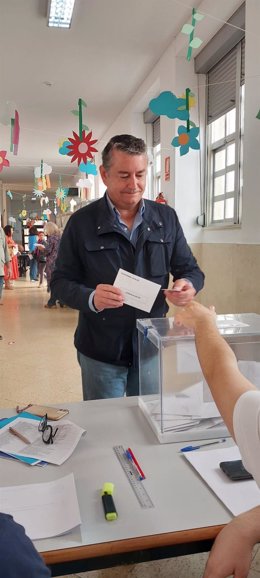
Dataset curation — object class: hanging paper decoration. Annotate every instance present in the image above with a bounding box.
[256,110,260,119]
[149,91,189,121]
[70,198,77,212]
[55,176,69,207]
[181,8,204,61]
[59,139,70,155]
[9,216,16,224]
[171,88,200,156]
[76,178,92,188]
[79,161,98,175]
[34,161,52,191]
[6,190,13,199]
[43,208,52,220]
[67,130,98,166]
[0,150,10,172]
[172,125,200,155]
[53,199,57,216]
[10,110,20,155]
[149,88,200,157]
[59,98,98,168]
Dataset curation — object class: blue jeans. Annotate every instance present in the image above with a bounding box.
[30,258,38,281]
[77,352,139,400]
[0,276,3,300]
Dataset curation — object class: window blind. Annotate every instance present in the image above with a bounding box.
[207,39,245,123]
[152,117,160,146]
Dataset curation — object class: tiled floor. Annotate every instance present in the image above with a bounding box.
[1,277,260,577]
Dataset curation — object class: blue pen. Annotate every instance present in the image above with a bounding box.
[180,439,226,453]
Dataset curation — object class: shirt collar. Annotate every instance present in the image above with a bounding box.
[105,191,145,219]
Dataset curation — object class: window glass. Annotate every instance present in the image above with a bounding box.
[214,149,225,172]
[227,143,235,166]
[225,197,234,219]
[211,116,225,144]
[226,171,235,193]
[214,175,225,196]
[213,201,224,221]
[226,108,236,136]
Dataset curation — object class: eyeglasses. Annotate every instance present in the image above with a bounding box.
[38,414,58,444]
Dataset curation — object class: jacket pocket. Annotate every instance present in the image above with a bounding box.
[83,239,121,280]
[145,239,171,277]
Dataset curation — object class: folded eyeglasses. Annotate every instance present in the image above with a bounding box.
[38,414,58,444]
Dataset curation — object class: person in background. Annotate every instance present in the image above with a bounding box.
[38,222,62,308]
[28,225,38,282]
[175,301,260,578]
[155,192,167,204]
[3,225,20,289]
[51,134,204,400]
[0,513,51,577]
[35,230,47,288]
[0,226,11,305]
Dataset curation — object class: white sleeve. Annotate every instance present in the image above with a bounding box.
[233,390,260,487]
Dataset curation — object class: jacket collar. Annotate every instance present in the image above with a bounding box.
[95,194,164,236]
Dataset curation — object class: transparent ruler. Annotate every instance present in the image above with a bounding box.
[113,445,154,509]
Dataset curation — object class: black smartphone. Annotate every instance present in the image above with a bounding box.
[219,459,253,481]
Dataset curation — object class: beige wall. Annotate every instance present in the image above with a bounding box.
[168,243,260,316]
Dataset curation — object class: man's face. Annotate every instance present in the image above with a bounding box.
[100,149,147,210]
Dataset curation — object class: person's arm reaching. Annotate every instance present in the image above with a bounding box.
[174,301,256,437]
[203,506,260,578]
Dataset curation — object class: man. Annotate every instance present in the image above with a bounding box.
[0,226,11,307]
[0,513,51,577]
[175,302,260,578]
[51,134,204,400]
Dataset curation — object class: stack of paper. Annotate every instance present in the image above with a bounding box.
[0,414,86,466]
[146,382,224,432]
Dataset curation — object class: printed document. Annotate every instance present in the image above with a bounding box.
[0,473,81,540]
[184,445,260,516]
[0,417,86,465]
[114,268,161,312]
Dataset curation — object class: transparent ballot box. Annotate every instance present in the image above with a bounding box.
[137,314,260,443]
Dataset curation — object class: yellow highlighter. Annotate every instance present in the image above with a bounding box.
[101,482,118,521]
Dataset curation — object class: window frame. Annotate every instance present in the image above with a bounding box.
[205,41,244,228]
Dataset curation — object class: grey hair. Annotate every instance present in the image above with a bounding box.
[44,222,60,236]
[102,134,147,171]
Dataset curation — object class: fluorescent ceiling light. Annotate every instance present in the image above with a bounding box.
[47,0,75,28]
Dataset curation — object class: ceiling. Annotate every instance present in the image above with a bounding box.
[0,0,241,192]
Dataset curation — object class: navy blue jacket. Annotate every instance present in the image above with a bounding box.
[51,196,204,367]
[0,514,50,577]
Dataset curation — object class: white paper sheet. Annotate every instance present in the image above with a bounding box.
[113,268,161,312]
[0,417,86,465]
[184,445,260,516]
[0,473,81,540]
[146,383,221,432]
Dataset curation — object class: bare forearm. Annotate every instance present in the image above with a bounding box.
[175,302,256,438]
[195,318,255,437]
[204,506,260,578]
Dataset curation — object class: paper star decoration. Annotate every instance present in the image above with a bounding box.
[32,189,44,198]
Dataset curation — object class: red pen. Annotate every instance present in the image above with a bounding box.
[127,447,146,479]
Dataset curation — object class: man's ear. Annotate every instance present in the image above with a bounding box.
[99,165,108,185]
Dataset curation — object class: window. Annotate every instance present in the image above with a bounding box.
[152,118,161,198]
[143,109,161,200]
[206,39,245,226]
